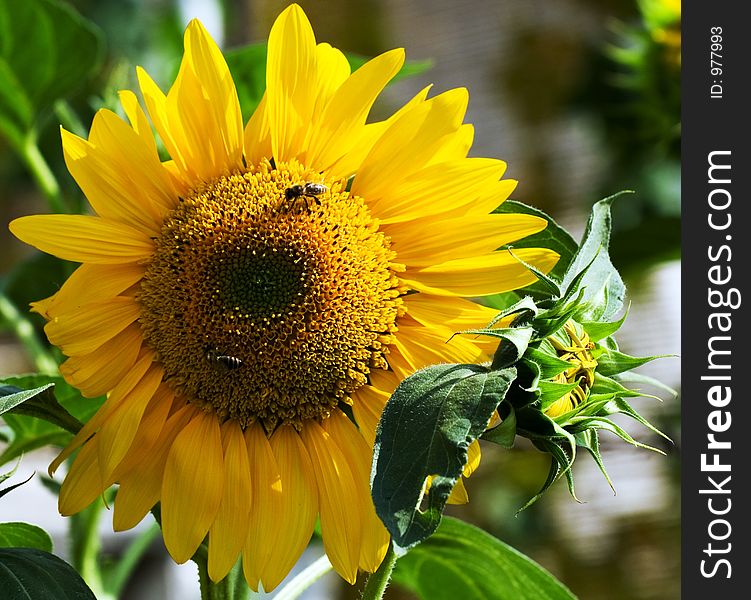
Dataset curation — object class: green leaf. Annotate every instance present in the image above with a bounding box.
[0,522,53,552]
[0,383,54,417]
[0,375,102,467]
[392,517,577,600]
[561,194,628,321]
[0,0,103,142]
[372,364,516,549]
[0,381,82,434]
[0,547,96,599]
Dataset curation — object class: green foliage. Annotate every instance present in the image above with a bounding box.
[0,522,53,552]
[0,547,96,599]
[0,375,102,467]
[0,0,103,147]
[392,517,577,600]
[371,195,671,544]
[372,365,515,550]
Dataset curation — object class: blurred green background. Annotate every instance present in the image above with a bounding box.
[0,0,680,599]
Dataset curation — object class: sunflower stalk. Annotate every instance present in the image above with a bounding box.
[195,552,252,600]
[360,542,398,600]
[17,133,67,214]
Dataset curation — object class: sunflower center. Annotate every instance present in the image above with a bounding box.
[138,160,403,430]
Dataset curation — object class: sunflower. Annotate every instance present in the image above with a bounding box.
[9,4,558,590]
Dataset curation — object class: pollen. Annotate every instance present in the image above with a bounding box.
[138,159,405,430]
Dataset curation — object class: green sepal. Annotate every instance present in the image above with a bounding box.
[481,405,516,448]
[538,380,581,411]
[561,193,629,321]
[594,347,669,376]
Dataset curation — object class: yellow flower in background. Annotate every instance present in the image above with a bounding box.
[9,3,558,590]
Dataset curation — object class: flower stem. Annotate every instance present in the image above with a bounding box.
[0,292,57,375]
[19,134,66,213]
[274,554,333,600]
[361,542,398,600]
[194,546,253,600]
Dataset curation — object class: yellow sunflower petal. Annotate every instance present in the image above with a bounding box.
[97,363,164,483]
[327,85,432,180]
[463,439,481,478]
[323,410,389,573]
[9,215,153,264]
[400,248,560,297]
[44,296,141,356]
[75,109,176,221]
[352,385,389,447]
[427,122,475,164]
[39,263,144,321]
[59,438,104,515]
[244,93,272,165]
[59,324,143,398]
[113,404,193,532]
[352,88,469,202]
[385,214,549,269]
[118,90,159,155]
[374,158,508,224]
[389,322,487,378]
[169,19,244,181]
[242,423,282,591]
[310,43,351,121]
[404,293,499,334]
[110,384,175,482]
[305,48,404,171]
[300,420,361,584]
[447,477,469,505]
[208,421,252,582]
[258,426,318,591]
[266,4,318,162]
[162,410,224,563]
[50,352,155,475]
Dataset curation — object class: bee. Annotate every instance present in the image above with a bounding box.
[206,348,244,370]
[283,182,328,211]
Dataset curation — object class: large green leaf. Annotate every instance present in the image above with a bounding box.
[392,517,577,600]
[0,548,96,600]
[0,523,53,552]
[372,364,515,549]
[0,0,103,144]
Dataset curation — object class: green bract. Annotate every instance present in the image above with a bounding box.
[372,194,673,549]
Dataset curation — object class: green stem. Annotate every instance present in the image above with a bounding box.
[0,293,57,375]
[19,134,66,213]
[70,497,115,600]
[361,542,398,600]
[274,554,333,600]
[105,522,161,598]
[194,545,252,600]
